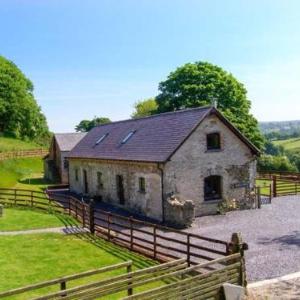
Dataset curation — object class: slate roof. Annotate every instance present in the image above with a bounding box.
[54,133,87,152]
[68,106,260,163]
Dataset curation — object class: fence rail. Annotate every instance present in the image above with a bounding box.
[0,254,244,300]
[0,188,247,299]
[257,171,300,197]
[0,149,48,160]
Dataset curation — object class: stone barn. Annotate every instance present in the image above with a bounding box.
[44,133,86,183]
[67,106,259,226]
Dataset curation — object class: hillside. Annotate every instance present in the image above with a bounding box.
[0,136,45,153]
[273,137,300,153]
[260,120,300,136]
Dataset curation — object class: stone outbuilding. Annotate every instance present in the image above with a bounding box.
[44,133,86,183]
[67,106,260,226]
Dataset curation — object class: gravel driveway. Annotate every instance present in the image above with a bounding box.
[189,195,300,282]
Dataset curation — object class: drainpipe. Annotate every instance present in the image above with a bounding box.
[157,163,165,224]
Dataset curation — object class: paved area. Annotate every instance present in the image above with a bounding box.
[0,226,88,235]
[189,195,300,281]
[247,272,300,299]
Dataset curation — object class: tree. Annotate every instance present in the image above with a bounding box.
[258,155,297,172]
[131,98,158,118]
[75,116,111,132]
[156,61,264,149]
[0,56,49,141]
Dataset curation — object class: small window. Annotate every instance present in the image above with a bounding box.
[207,133,221,150]
[75,169,79,181]
[95,133,108,145]
[204,176,222,201]
[63,158,69,169]
[97,172,103,189]
[121,131,136,144]
[139,177,146,193]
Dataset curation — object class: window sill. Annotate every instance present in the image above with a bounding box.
[203,198,222,204]
[205,149,223,153]
[139,190,146,194]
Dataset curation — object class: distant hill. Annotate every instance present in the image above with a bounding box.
[273,137,300,153]
[0,136,45,153]
[259,120,300,139]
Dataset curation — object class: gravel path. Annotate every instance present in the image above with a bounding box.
[188,195,300,282]
[0,226,88,235]
[247,272,300,299]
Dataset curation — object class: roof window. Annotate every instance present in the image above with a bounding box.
[95,133,108,145]
[121,131,136,144]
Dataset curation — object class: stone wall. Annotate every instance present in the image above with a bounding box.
[69,159,163,221]
[163,114,257,216]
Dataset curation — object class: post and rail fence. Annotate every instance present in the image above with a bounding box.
[257,171,300,198]
[0,188,247,274]
[0,149,48,161]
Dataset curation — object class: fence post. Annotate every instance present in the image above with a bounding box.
[257,186,261,209]
[60,281,67,297]
[269,184,272,203]
[107,213,111,241]
[68,197,71,215]
[228,233,248,287]
[273,176,277,198]
[89,200,95,234]
[14,189,17,205]
[153,225,157,259]
[130,216,133,250]
[31,191,34,207]
[187,234,191,267]
[127,264,133,296]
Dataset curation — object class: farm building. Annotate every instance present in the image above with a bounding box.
[67,106,259,226]
[44,133,86,183]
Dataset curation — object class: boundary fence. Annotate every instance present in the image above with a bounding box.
[0,188,248,298]
[257,171,300,198]
[0,188,247,269]
[0,254,244,299]
[0,149,48,160]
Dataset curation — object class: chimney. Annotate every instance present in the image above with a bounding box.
[211,97,218,108]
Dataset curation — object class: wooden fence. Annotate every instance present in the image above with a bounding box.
[0,149,48,160]
[0,188,248,298]
[0,254,244,300]
[0,188,243,267]
[257,171,300,197]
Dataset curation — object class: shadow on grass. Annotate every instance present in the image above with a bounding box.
[18,177,50,186]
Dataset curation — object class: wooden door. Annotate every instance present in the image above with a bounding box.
[83,170,89,194]
[116,175,125,205]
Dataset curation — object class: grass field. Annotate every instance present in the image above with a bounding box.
[0,157,56,191]
[0,136,45,153]
[0,233,160,299]
[0,208,76,231]
[273,137,300,152]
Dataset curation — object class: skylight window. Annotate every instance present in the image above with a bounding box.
[121,131,135,144]
[95,133,108,145]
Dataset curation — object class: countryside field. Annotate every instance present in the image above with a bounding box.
[0,137,45,153]
[273,137,300,152]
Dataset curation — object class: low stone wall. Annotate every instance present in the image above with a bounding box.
[164,195,195,228]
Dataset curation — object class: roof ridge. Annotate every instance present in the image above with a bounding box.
[55,132,86,135]
[96,105,213,128]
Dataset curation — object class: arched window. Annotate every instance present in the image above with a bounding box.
[204,176,222,201]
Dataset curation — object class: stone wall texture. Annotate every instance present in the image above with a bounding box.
[69,159,163,221]
[163,114,257,216]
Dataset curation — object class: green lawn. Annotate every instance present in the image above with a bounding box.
[0,136,44,153]
[273,137,300,152]
[0,208,76,231]
[0,157,57,191]
[0,233,160,299]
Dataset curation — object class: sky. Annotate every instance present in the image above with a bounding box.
[1,0,300,132]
